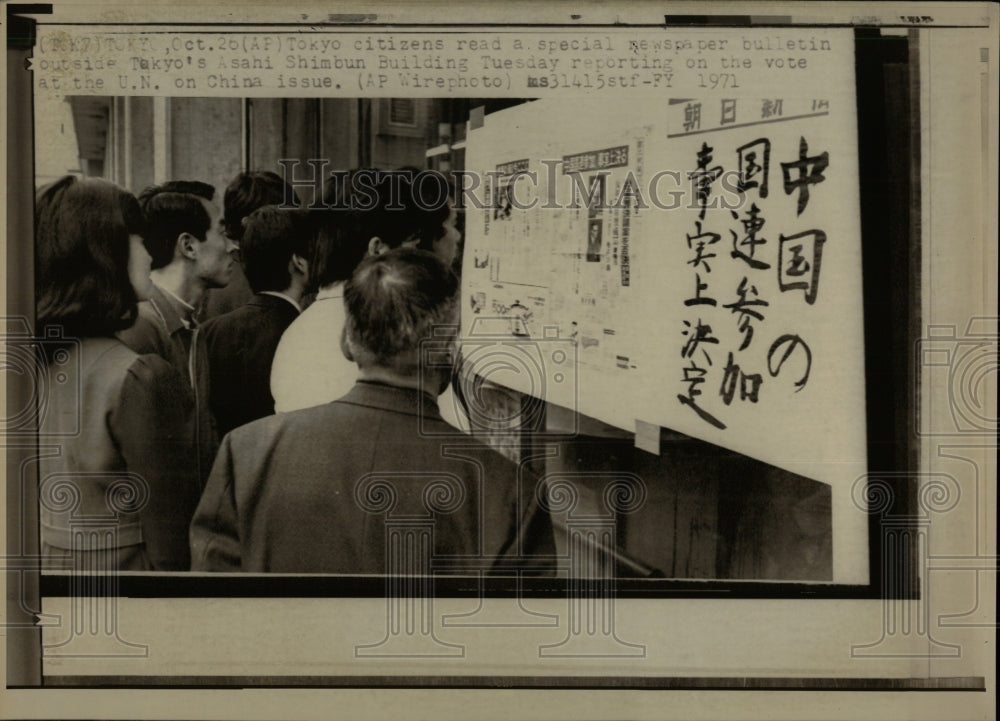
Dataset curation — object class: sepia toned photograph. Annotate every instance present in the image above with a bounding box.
[30,91,851,583]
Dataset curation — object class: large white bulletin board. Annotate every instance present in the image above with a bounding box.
[462,36,869,581]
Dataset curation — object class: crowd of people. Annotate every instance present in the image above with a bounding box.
[35,169,553,573]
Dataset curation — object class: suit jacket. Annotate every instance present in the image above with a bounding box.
[190,381,554,573]
[38,337,200,570]
[270,286,469,430]
[202,293,300,437]
[117,283,217,485]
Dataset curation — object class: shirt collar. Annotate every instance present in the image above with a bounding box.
[151,282,198,331]
[340,380,444,421]
[259,291,302,313]
[157,284,196,314]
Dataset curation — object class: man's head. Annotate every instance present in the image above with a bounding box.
[240,206,311,295]
[400,167,460,267]
[138,180,235,288]
[223,171,301,245]
[304,206,366,292]
[328,169,460,268]
[343,248,459,390]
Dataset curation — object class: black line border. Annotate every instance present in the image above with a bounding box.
[33,675,988,690]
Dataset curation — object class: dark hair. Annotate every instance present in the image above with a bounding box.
[304,207,366,289]
[240,206,311,293]
[395,166,453,250]
[35,175,147,337]
[223,171,300,243]
[344,248,459,372]
[308,168,452,289]
[137,180,215,269]
[328,168,451,250]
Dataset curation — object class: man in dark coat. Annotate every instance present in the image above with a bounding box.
[202,206,311,436]
[190,248,553,573]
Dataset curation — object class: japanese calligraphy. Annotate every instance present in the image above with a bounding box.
[736,138,770,198]
[767,334,813,391]
[688,142,723,220]
[780,136,828,215]
[761,99,783,118]
[778,229,826,304]
[720,98,737,125]
[684,273,718,307]
[730,203,770,270]
[686,221,721,273]
[720,352,764,405]
[722,276,770,351]
[683,101,702,132]
[678,361,727,430]
[673,119,834,432]
[681,319,720,364]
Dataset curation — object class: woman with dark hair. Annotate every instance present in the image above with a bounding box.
[35,176,199,571]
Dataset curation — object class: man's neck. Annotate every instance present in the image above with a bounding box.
[357,367,447,397]
[151,265,204,309]
[316,282,343,300]
[279,280,305,306]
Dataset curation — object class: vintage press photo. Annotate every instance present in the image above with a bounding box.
[2,1,997,719]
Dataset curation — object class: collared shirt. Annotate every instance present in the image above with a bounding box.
[118,282,219,485]
[314,285,342,302]
[157,284,198,329]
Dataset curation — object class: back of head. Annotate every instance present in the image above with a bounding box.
[333,168,451,251]
[35,175,146,337]
[223,171,301,244]
[394,165,453,250]
[138,180,215,269]
[303,207,366,291]
[344,247,459,374]
[307,168,387,290]
[306,167,454,293]
[240,206,311,293]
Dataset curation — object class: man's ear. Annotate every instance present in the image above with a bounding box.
[177,233,198,261]
[339,325,355,362]
[289,253,308,277]
[367,236,388,256]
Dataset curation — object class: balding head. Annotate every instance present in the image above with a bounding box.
[343,247,459,376]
